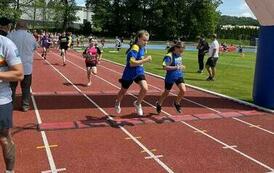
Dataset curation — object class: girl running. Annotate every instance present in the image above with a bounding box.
[59,31,69,66]
[155,41,186,114]
[83,38,102,86]
[40,33,52,59]
[115,30,152,116]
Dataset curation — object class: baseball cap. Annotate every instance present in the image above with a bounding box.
[0,17,13,26]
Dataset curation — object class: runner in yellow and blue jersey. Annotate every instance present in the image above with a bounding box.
[115,30,152,116]
[155,41,187,114]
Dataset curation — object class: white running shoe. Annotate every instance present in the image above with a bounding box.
[133,100,143,116]
[115,100,121,114]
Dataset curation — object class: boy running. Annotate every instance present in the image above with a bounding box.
[40,33,52,59]
[59,31,69,66]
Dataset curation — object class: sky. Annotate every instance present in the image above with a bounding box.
[76,0,256,19]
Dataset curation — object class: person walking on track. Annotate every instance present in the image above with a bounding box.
[82,38,102,86]
[115,30,152,116]
[7,20,37,112]
[155,41,186,114]
[0,16,24,173]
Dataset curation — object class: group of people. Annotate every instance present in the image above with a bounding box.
[0,14,223,172]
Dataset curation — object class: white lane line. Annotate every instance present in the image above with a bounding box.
[222,145,237,149]
[44,53,175,173]
[233,117,274,135]
[41,168,66,173]
[64,52,274,172]
[31,88,58,173]
[93,57,274,135]
[145,155,163,159]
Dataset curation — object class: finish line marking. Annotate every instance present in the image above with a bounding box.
[37,145,58,149]
[145,155,163,160]
[223,145,237,149]
[41,168,66,173]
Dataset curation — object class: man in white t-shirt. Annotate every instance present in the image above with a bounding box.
[8,20,37,112]
[205,34,219,81]
[0,16,24,173]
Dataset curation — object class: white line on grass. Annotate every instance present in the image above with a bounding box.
[45,52,175,173]
[64,52,274,172]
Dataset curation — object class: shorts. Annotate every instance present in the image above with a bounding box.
[119,75,146,89]
[0,102,13,129]
[60,45,68,50]
[165,77,185,90]
[206,57,218,67]
[86,62,97,68]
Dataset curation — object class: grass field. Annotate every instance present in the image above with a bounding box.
[99,48,256,102]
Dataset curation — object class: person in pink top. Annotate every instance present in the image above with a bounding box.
[82,38,102,86]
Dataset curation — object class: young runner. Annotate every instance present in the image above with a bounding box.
[115,30,152,116]
[83,38,102,86]
[40,33,52,59]
[155,41,186,114]
[59,31,69,66]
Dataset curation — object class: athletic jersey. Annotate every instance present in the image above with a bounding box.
[122,44,145,80]
[83,46,101,64]
[0,35,22,105]
[41,36,51,48]
[163,53,183,83]
[59,35,69,48]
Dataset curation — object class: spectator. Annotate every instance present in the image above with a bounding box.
[8,20,37,112]
[196,35,209,73]
[0,16,24,173]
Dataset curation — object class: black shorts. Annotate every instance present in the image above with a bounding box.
[60,45,68,50]
[119,75,146,89]
[206,57,218,67]
[0,102,13,129]
[165,77,185,90]
[85,62,97,67]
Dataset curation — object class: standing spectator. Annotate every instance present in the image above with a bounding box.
[7,20,37,112]
[115,36,121,51]
[0,16,24,173]
[115,30,152,116]
[205,34,219,81]
[196,35,209,73]
[155,41,186,114]
[59,31,69,66]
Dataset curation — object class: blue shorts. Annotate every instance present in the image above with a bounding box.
[0,102,13,129]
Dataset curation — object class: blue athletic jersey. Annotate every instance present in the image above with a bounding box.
[122,44,145,80]
[163,53,183,83]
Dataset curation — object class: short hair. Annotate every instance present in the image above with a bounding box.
[0,17,13,26]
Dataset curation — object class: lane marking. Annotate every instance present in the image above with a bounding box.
[223,145,237,149]
[145,155,163,159]
[44,52,175,173]
[194,130,207,133]
[125,136,142,140]
[37,145,58,149]
[31,88,58,173]
[61,52,274,172]
[41,168,66,173]
[141,149,157,153]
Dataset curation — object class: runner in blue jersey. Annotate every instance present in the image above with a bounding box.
[155,41,186,114]
[115,30,152,116]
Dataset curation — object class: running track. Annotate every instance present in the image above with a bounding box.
[0,48,273,173]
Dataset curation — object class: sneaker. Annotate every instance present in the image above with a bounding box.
[87,82,91,86]
[115,100,121,114]
[155,101,161,114]
[206,76,212,81]
[22,107,29,112]
[173,101,182,113]
[133,100,143,116]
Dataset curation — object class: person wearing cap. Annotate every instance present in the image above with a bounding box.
[0,16,24,173]
[7,20,37,112]
[82,38,102,86]
[205,34,220,81]
[155,41,186,114]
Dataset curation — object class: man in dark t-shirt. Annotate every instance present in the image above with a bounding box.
[59,31,69,66]
[196,36,209,73]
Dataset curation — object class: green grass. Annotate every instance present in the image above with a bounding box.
[87,48,256,102]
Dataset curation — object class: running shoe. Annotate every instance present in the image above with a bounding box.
[155,101,161,114]
[173,101,182,113]
[133,100,143,116]
[115,100,121,114]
